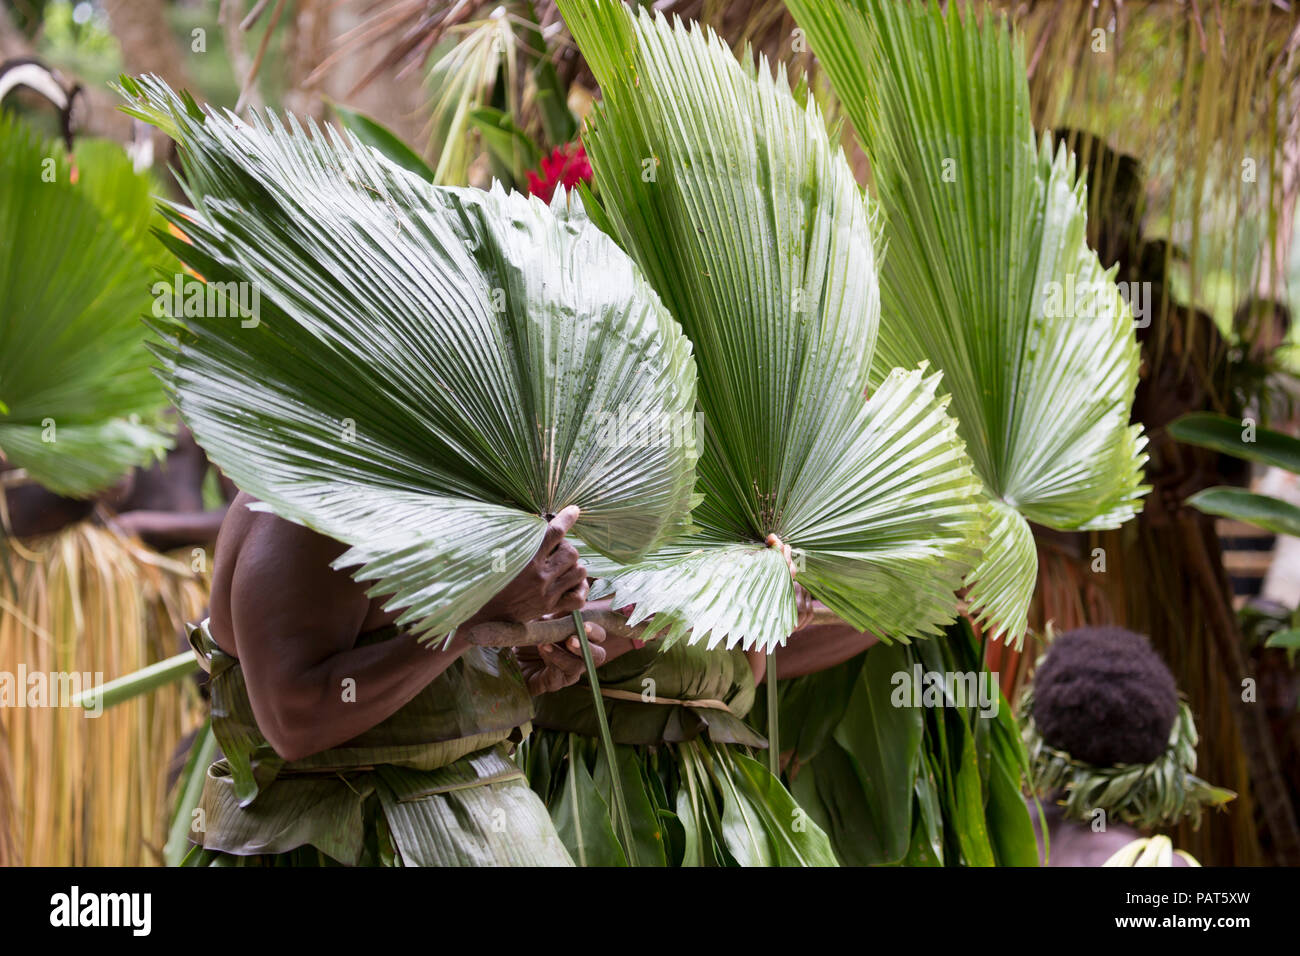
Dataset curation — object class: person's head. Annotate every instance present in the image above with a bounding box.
[1031,626,1178,766]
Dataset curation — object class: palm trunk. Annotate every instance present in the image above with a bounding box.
[1184,513,1300,864]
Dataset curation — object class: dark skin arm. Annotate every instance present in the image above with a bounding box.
[756,601,880,682]
[0,461,132,538]
[111,508,229,549]
[524,584,879,688]
[212,497,603,761]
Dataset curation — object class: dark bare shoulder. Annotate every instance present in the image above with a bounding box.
[208,492,366,656]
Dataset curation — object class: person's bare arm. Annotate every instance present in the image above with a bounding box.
[228,506,593,761]
[750,585,880,683]
[523,587,880,688]
[112,507,230,550]
[228,517,466,760]
[762,612,880,679]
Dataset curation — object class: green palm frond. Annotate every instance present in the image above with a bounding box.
[558,1,988,651]
[0,113,172,497]
[425,7,525,185]
[70,138,166,261]
[787,0,1148,643]
[118,75,698,642]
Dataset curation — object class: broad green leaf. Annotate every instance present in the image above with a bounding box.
[1266,627,1300,665]
[986,734,1040,866]
[904,764,945,866]
[796,738,882,866]
[72,137,172,264]
[965,498,1037,652]
[467,106,543,184]
[165,721,217,867]
[0,112,172,496]
[590,541,794,651]
[331,102,436,182]
[772,652,862,763]
[831,641,923,864]
[950,716,996,866]
[1169,412,1300,474]
[592,744,669,866]
[1186,486,1300,537]
[787,0,1148,644]
[727,750,838,866]
[552,736,626,866]
[559,0,987,651]
[122,77,698,641]
[1264,628,1300,651]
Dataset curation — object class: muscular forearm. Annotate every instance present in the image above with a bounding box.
[254,629,470,761]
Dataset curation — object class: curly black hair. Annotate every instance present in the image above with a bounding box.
[1030,627,1179,767]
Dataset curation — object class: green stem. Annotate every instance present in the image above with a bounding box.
[572,609,638,867]
[71,651,197,710]
[164,720,217,866]
[766,647,780,777]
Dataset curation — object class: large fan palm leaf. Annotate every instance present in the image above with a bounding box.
[118,76,699,641]
[556,0,988,652]
[786,0,1148,643]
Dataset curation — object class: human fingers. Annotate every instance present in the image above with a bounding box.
[551,562,588,596]
[552,579,589,615]
[541,505,581,554]
[545,539,582,575]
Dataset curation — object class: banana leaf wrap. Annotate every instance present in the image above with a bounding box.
[523,643,835,865]
[531,642,763,747]
[183,621,572,866]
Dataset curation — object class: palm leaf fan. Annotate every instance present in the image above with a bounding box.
[0,112,172,498]
[555,0,988,653]
[115,75,699,645]
[786,0,1149,644]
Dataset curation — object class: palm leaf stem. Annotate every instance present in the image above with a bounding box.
[571,608,638,865]
[766,649,780,777]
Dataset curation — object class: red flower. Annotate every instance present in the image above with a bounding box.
[525,142,593,203]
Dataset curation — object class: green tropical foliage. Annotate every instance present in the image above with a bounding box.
[118,74,699,643]
[1171,412,1300,537]
[522,730,837,866]
[787,0,1148,644]
[421,1,576,187]
[1266,630,1300,665]
[0,113,172,497]
[557,0,989,653]
[764,620,1037,866]
[330,102,436,183]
